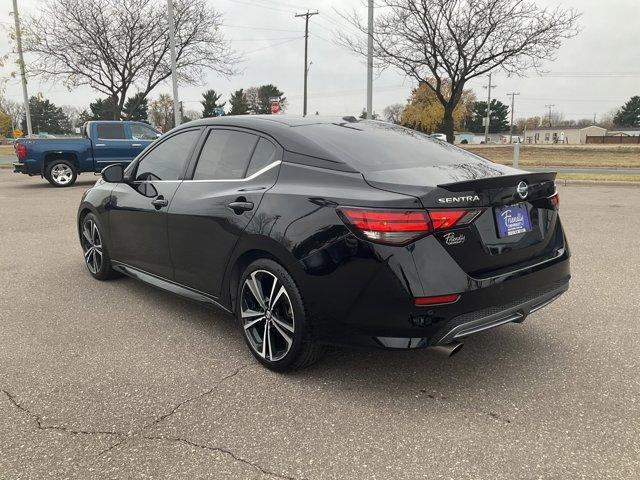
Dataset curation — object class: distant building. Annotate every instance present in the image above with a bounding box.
[524,125,606,145]
[607,127,640,136]
[471,132,519,144]
[454,132,475,144]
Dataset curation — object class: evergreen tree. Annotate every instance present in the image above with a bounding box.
[358,109,379,120]
[465,100,509,134]
[228,89,249,115]
[201,89,226,117]
[257,84,286,114]
[246,85,287,114]
[89,97,119,120]
[21,95,70,134]
[77,110,94,128]
[123,93,149,121]
[613,96,640,127]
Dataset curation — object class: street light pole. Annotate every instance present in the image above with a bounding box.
[12,0,32,136]
[167,0,181,127]
[366,0,373,120]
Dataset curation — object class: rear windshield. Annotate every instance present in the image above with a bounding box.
[293,121,481,172]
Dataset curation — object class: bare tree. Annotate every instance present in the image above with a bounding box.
[339,0,580,142]
[383,103,404,124]
[61,105,82,131]
[23,0,240,120]
[149,94,175,132]
[0,98,24,130]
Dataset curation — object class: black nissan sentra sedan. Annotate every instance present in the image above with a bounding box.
[78,116,570,371]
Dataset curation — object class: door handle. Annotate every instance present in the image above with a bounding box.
[151,196,169,209]
[132,143,142,147]
[228,201,254,213]
[95,143,106,147]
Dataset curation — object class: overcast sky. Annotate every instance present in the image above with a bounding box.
[1,0,639,121]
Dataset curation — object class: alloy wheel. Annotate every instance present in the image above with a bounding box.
[241,270,295,362]
[51,163,74,186]
[81,218,103,274]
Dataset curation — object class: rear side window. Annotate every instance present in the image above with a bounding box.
[193,130,259,180]
[294,121,483,173]
[246,138,278,177]
[135,129,200,181]
[96,123,126,139]
[131,123,159,140]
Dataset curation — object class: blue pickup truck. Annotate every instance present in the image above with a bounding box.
[13,120,160,187]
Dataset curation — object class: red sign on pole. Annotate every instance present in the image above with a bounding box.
[271,100,281,114]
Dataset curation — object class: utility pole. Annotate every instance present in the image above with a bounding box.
[12,0,32,136]
[545,104,555,127]
[366,0,373,119]
[506,92,520,144]
[483,73,497,144]
[295,10,319,117]
[167,0,181,127]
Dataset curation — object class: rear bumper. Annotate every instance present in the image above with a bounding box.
[311,249,570,349]
[412,279,568,347]
[13,161,39,176]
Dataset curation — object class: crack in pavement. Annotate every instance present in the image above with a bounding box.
[3,365,302,479]
[144,363,252,430]
[142,435,300,480]
[1,389,125,438]
[96,364,252,456]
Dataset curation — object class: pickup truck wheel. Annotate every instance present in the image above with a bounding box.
[45,160,77,187]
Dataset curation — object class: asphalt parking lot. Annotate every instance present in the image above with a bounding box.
[1,169,638,479]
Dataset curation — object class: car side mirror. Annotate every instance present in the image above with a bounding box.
[156,133,162,138]
[101,164,125,183]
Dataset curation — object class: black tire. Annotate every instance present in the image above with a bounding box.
[80,213,119,280]
[237,259,324,371]
[45,159,77,187]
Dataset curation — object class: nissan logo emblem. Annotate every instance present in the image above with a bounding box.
[516,181,529,199]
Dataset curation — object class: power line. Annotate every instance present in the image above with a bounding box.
[537,72,640,77]
[224,24,300,33]
[243,37,302,55]
[221,0,297,15]
[229,36,302,42]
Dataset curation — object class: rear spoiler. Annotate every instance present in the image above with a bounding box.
[438,172,556,192]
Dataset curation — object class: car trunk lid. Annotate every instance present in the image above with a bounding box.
[364,167,564,277]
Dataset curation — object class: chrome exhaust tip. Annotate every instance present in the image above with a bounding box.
[431,341,464,357]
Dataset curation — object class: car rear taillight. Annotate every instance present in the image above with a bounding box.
[550,192,560,209]
[16,143,27,160]
[337,207,481,245]
[338,208,431,245]
[429,209,482,230]
[414,294,460,306]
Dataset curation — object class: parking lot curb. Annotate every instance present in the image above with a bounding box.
[558,179,640,187]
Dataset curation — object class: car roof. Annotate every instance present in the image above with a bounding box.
[178,115,364,169]
[176,115,482,175]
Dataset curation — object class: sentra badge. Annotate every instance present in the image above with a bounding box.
[437,195,480,204]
